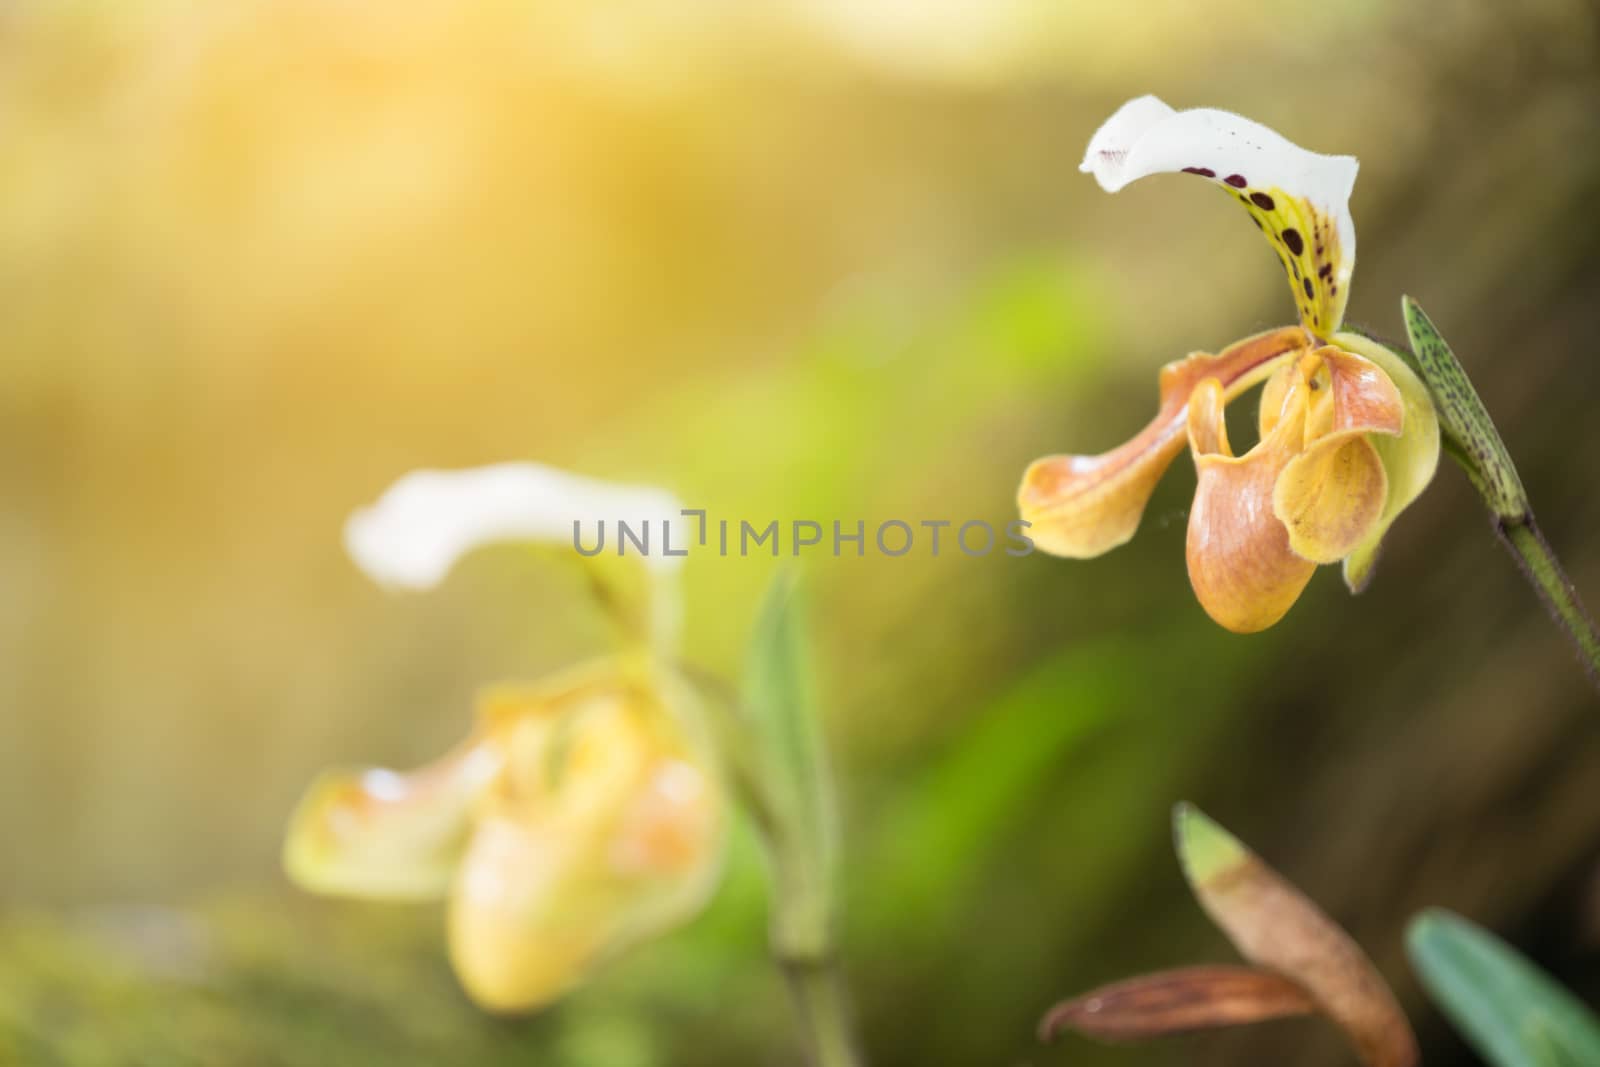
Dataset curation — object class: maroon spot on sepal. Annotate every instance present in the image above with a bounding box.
[1249,192,1275,210]
[1281,228,1304,255]
[1182,166,1216,177]
[1223,174,1248,188]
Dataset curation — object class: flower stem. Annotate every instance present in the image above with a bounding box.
[689,664,865,1064]
[1401,297,1600,693]
[781,953,864,1067]
[1495,517,1600,685]
[684,574,867,1065]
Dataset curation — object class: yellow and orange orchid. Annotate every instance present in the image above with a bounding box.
[1019,97,1440,632]
[285,464,726,1013]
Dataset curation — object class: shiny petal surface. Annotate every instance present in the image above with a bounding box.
[1081,96,1358,337]
[1186,377,1315,633]
[1333,332,1442,592]
[1271,347,1403,564]
[1274,436,1389,564]
[1317,347,1404,441]
[1258,359,1299,441]
[283,735,505,900]
[1020,327,1303,558]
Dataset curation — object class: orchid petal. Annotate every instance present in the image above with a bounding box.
[448,681,724,1013]
[1272,347,1403,565]
[1185,377,1315,633]
[1315,347,1405,441]
[283,735,505,900]
[279,667,617,902]
[1274,437,1389,565]
[1019,327,1304,558]
[447,807,599,1012]
[1082,96,1358,337]
[474,658,624,730]
[1333,332,1442,592]
[1257,359,1299,441]
[344,462,684,591]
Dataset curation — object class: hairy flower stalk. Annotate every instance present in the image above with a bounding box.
[1400,299,1600,691]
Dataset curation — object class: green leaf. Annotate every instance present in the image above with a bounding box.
[1401,296,1528,520]
[1407,909,1600,1067]
[1525,1018,1590,1067]
[740,571,838,960]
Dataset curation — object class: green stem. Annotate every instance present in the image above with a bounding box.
[1496,517,1600,686]
[781,954,864,1067]
[1401,296,1600,694]
[682,629,866,1066]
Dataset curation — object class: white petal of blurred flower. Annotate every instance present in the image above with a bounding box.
[344,462,684,590]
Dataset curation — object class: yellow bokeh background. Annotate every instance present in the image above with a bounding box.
[1,2,1598,1064]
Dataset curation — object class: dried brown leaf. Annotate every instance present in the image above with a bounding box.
[1039,965,1317,1044]
[1175,804,1419,1067]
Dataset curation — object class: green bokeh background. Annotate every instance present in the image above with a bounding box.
[1,2,1598,1064]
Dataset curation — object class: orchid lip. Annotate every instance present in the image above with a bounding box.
[1017,328,1306,561]
[283,662,727,1013]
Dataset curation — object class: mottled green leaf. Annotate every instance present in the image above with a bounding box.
[1401,296,1527,520]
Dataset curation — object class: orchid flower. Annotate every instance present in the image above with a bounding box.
[284,463,726,1013]
[1019,97,1440,632]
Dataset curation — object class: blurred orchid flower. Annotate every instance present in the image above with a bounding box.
[1019,97,1439,631]
[285,464,726,1013]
